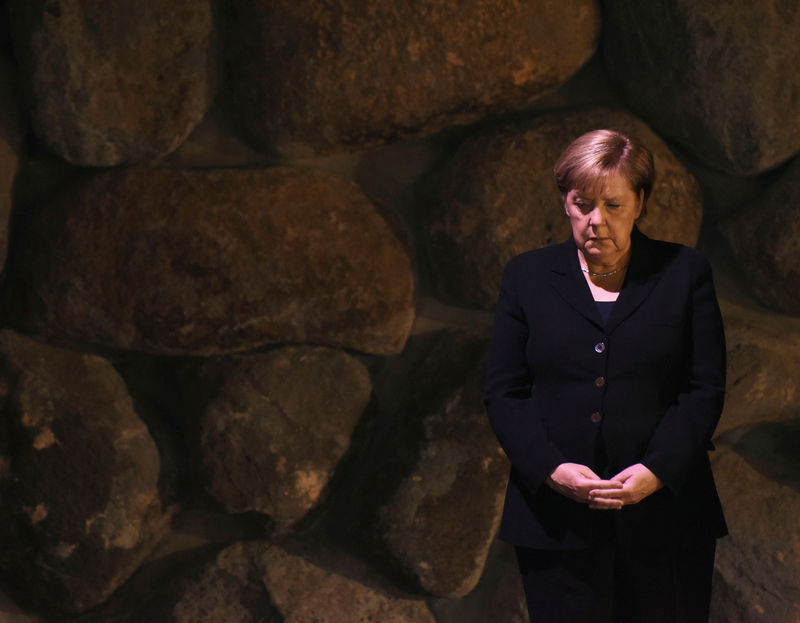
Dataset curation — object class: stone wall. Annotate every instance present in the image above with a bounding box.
[0,1,798,621]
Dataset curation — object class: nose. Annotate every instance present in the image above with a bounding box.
[588,205,605,227]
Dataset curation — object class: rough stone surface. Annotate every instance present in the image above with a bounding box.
[717,300,800,434]
[7,0,215,166]
[95,541,436,623]
[361,330,508,598]
[195,346,371,525]
[225,0,601,157]
[0,140,16,274]
[430,539,529,623]
[685,158,772,224]
[423,108,703,309]
[721,157,800,315]
[603,1,800,175]
[0,330,173,613]
[5,166,415,356]
[0,58,23,274]
[711,426,800,623]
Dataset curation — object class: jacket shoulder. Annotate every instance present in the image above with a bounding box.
[636,231,711,272]
[504,240,570,273]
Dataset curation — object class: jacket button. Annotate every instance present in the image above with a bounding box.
[595,376,605,387]
[594,342,606,353]
[590,412,602,423]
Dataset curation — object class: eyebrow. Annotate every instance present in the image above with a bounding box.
[573,193,625,202]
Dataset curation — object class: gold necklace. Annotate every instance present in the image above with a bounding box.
[581,263,629,278]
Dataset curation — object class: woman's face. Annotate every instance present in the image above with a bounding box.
[564,172,644,267]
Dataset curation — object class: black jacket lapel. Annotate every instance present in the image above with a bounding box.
[547,237,604,329]
[546,228,667,333]
[604,227,663,334]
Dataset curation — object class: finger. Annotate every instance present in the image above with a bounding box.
[614,487,640,504]
[588,489,624,502]
[589,485,624,495]
[610,469,633,482]
[587,481,624,494]
[589,498,623,510]
[578,467,602,480]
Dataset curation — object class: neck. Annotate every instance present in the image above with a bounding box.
[577,249,629,297]
[578,248,631,275]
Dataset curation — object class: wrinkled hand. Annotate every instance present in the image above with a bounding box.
[588,463,663,509]
[546,463,623,510]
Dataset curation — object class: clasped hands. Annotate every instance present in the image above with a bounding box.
[546,462,662,510]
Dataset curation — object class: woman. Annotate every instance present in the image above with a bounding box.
[484,129,726,623]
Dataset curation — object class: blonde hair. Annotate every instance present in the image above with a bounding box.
[553,129,656,214]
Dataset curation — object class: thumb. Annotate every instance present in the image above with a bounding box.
[578,466,602,480]
[612,467,634,482]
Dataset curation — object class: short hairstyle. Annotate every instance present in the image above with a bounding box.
[553,129,656,214]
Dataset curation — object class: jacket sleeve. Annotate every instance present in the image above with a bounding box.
[641,252,726,493]
[484,257,566,495]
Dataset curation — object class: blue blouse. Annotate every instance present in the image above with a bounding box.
[595,300,615,325]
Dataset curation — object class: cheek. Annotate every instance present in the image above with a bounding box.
[567,211,588,227]
[568,215,588,238]
[609,214,633,233]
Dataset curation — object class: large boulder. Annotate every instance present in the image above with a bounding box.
[4,166,415,356]
[194,346,371,526]
[422,108,703,309]
[711,423,800,623]
[352,330,508,598]
[602,1,800,175]
[680,157,771,223]
[717,300,800,434]
[0,330,173,613]
[721,157,800,315]
[6,0,215,166]
[225,0,601,157]
[91,541,437,623]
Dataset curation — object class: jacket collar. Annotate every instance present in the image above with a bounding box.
[547,227,663,334]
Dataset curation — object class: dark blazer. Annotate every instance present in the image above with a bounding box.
[484,228,727,549]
